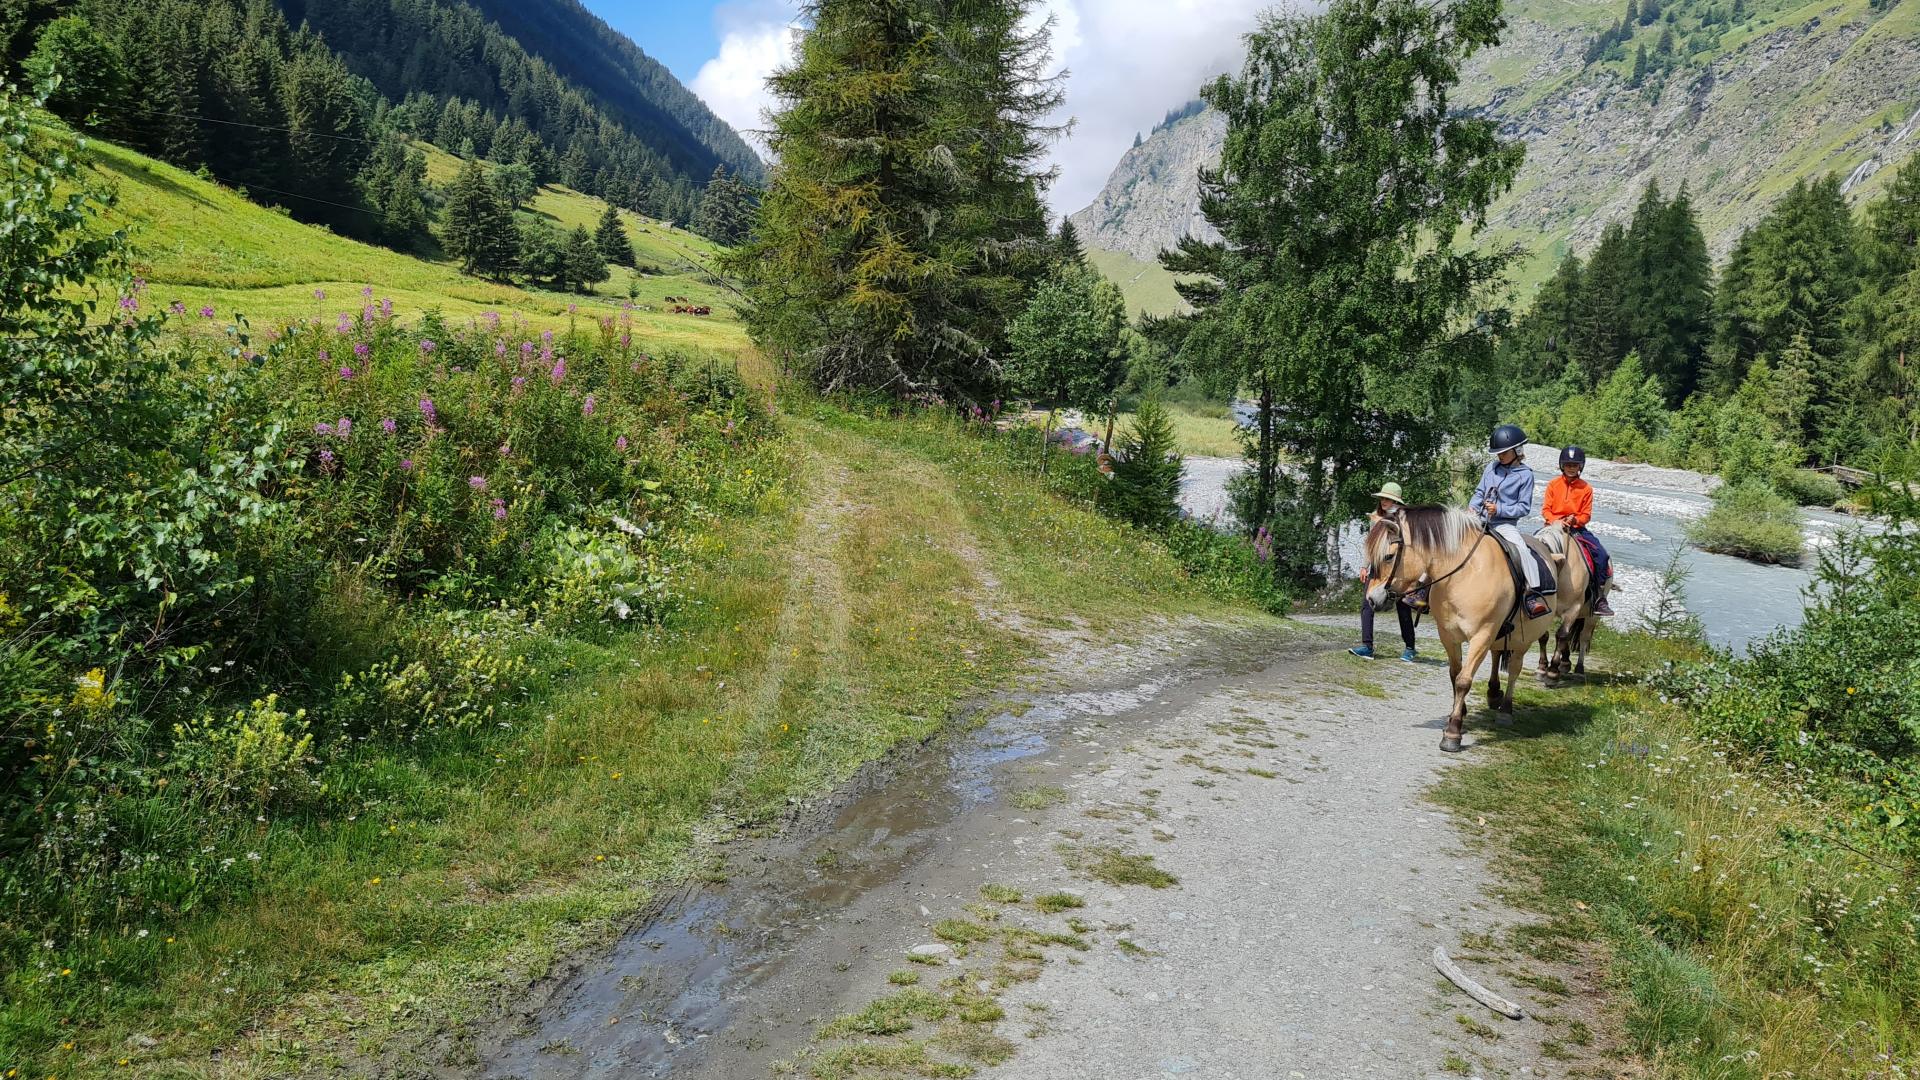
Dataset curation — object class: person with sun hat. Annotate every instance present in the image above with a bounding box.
[1350,481,1419,662]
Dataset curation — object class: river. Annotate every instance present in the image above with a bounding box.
[1176,443,1870,652]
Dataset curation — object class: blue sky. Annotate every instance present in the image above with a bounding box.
[580,0,1273,216]
[584,2,722,85]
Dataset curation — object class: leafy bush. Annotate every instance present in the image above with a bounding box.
[1773,468,1843,507]
[170,695,318,811]
[1685,481,1805,564]
[1657,520,1920,855]
[1160,521,1291,614]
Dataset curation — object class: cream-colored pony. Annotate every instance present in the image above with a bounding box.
[1363,507,1584,752]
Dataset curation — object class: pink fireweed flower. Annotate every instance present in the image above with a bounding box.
[313,421,335,436]
[380,298,393,318]
[520,341,535,359]
[380,417,397,434]
[399,458,414,471]
[468,476,487,490]
[339,366,354,379]
[491,498,507,521]
[497,443,511,458]
[199,305,217,318]
[336,417,352,438]
[119,293,138,312]
[353,342,370,359]
[362,284,373,299]
[314,288,326,301]
[581,395,596,417]
[511,376,527,395]
[496,341,508,357]
[318,449,336,472]
[483,311,501,326]
[620,334,631,349]
[170,300,187,315]
[132,276,146,293]
[418,398,437,425]
[567,303,577,314]
[549,358,567,384]
[318,349,331,362]
[541,329,554,344]
[336,314,353,334]
[419,339,436,355]
[362,304,375,323]
[615,435,628,451]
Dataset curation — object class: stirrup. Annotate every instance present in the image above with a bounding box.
[1404,588,1430,613]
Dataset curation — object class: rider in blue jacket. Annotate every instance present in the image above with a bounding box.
[1473,424,1553,618]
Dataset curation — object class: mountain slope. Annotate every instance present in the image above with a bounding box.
[433,0,763,182]
[1070,0,1920,293]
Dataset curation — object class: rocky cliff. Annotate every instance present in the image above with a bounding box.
[1070,0,1920,291]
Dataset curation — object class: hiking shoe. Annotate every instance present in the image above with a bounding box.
[1348,645,1376,660]
[1399,648,1418,663]
[1593,594,1615,616]
[1523,592,1552,619]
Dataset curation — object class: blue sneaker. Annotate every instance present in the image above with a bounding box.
[1348,645,1375,659]
[1400,648,1418,663]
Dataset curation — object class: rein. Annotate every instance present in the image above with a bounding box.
[1380,522,1488,603]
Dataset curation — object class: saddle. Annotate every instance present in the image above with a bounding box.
[1487,525,1556,636]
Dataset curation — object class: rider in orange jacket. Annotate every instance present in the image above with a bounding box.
[1541,446,1614,616]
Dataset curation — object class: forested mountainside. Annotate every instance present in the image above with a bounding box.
[1071,0,1920,288]
[454,0,763,182]
[0,0,757,240]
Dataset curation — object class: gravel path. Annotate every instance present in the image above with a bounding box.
[478,621,1600,1080]
[977,624,1576,1080]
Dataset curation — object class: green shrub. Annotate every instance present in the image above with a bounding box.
[171,695,319,811]
[1685,481,1805,564]
[1772,468,1843,507]
[1657,521,1920,855]
[1160,520,1291,614]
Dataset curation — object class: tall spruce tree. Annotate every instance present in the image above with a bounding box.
[594,203,636,267]
[443,158,518,279]
[1161,0,1522,580]
[1625,181,1713,403]
[1849,154,1920,443]
[1055,218,1086,266]
[724,0,1060,395]
[1712,176,1858,446]
[1576,221,1634,378]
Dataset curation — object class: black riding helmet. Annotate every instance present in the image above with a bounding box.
[1489,423,1527,454]
[1560,445,1587,467]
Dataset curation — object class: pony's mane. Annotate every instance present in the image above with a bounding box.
[1395,505,1481,558]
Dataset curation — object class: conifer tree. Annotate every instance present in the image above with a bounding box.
[725,0,1060,395]
[564,225,609,293]
[594,204,635,267]
[1110,399,1185,527]
[1625,182,1713,403]
[1576,222,1634,376]
[1162,0,1521,579]
[1851,154,1920,439]
[443,158,518,279]
[1055,218,1086,266]
[1630,42,1648,86]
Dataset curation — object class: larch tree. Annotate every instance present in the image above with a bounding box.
[1161,0,1523,582]
[725,0,1060,397]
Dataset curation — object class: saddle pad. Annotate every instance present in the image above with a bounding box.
[1495,533,1559,593]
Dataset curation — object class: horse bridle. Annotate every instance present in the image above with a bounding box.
[1376,517,1488,604]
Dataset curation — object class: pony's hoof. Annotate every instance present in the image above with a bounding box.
[1574,663,1587,676]
[1440,735,1464,753]
[1495,712,1515,728]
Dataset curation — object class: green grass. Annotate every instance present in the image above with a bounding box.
[25,397,1267,1076]
[1084,247,1190,318]
[1033,892,1085,914]
[1076,847,1179,889]
[1429,628,1920,1075]
[1113,402,1245,458]
[86,134,750,355]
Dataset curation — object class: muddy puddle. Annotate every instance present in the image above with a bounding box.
[476,627,1314,1079]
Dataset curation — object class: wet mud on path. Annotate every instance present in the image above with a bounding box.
[475,623,1313,1079]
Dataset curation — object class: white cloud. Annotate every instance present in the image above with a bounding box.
[688,0,1278,214]
[691,6,800,154]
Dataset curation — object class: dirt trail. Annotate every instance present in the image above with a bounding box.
[477,613,1600,1080]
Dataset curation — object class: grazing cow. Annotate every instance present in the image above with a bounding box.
[693,306,711,316]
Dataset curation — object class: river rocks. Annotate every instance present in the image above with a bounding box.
[908,943,951,957]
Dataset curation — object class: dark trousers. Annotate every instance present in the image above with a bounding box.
[1571,527,1611,591]
[1361,598,1416,650]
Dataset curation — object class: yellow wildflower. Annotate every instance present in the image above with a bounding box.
[70,668,113,712]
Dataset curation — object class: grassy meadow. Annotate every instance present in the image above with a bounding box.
[88,136,750,355]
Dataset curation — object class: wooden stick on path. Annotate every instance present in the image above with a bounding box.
[1433,946,1527,1020]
